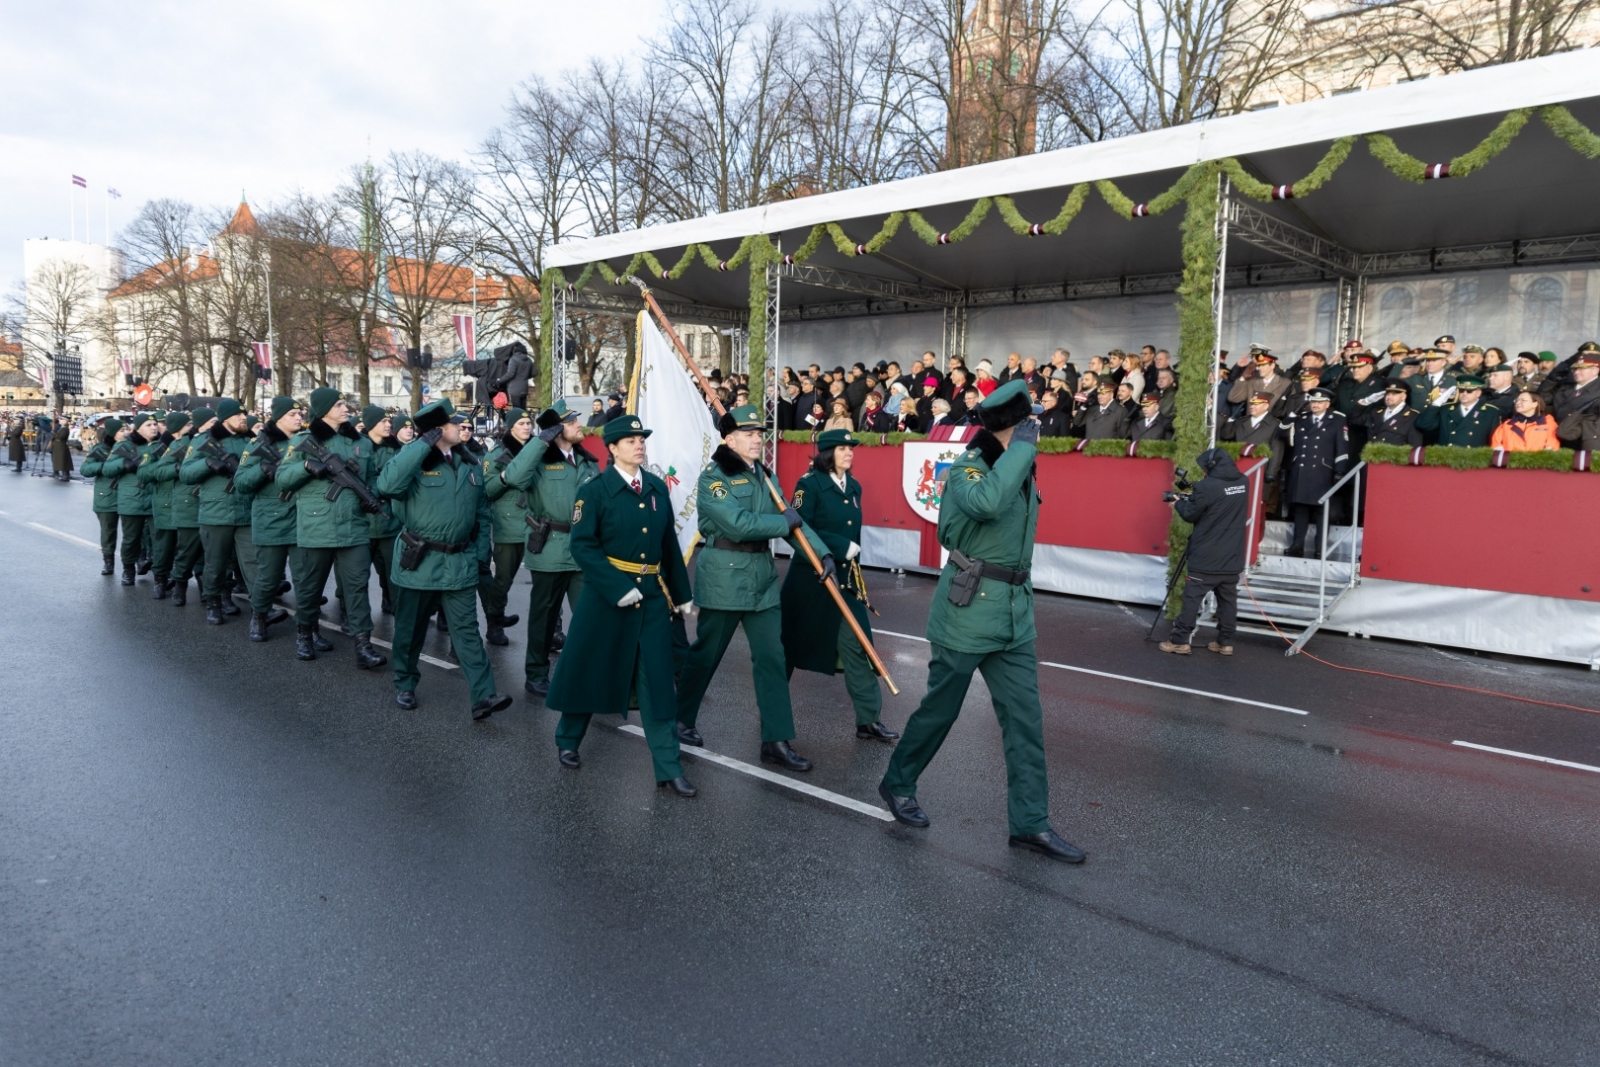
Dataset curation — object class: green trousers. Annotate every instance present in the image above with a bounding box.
[173,527,203,584]
[97,512,120,558]
[676,605,794,743]
[790,623,882,726]
[292,544,373,633]
[150,528,177,582]
[525,569,584,682]
[370,536,394,608]
[556,651,682,781]
[391,586,495,704]
[117,514,149,570]
[882,641,1050,837]
[478,541,524,620]
[200,524,256,600]
[252,543,301,615]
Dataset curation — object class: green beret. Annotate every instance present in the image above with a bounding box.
[816,428,859,449]
[165,411,191,432]
[308,386,342,419]
[216,398,243,420]
[602,414,652,445]
[716,404,762,436]
[189,406,216,427]
[1538,350,1558,362]
[269,396,301,422]
[130,413,152,430]
[361,405,389,430]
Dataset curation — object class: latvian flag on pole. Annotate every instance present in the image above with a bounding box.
[252,342,272,368]
[452,314,476,362]
[38,366,51,393]
[72,175,86,188]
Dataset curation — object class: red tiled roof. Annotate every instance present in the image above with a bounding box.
[223,200,261,236]
[108,254,220,298]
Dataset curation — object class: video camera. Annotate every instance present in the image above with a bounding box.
[1161,467,1195,504]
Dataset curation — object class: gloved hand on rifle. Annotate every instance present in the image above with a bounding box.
[121,457,139,474]
[817,554,837,586]
[222,453,240,474]
[206,455,229,474]
[304,456,328,476]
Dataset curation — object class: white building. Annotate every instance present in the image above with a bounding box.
[21,237,125,403]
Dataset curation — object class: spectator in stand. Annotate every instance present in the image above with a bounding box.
[1489,388,1561,451]
[997,352,1024,383]
[1434,334,1457,362]
[1357,381,1423,447]
[1221,392,1284,508]
[1535,350,1560,389]
[1118,353,1145,401]
[603,393,626,422]
[1380,340,1410,375]
[1553,347,1600,446]
[1129,393,1173,442]
[859,391,895,433]
[1484,364,1519,416]
[1038,389,1072,437]
[1019,357,1046,394]
[1283,388,1350,558]
[586,399,607,427]
[1048,349,1078,392]
[1227,347,1290,408]
[1073,370,1098,406]
[909,377,939,431]
[1482,347,1507,373]
[1510,352,1540,389]
[972,360,998,397]
[946,368,970,410]
[956,386,983,424]
[1276,370,1326,421]
[1115,381,1138,418]
[1152,368,1179,418]
[823,398,854,433]
[1074,382,1129,440]
[1139,344,1158,370]
[843,364,869,418]
[1106,350,1127,385]
[1085,354,1111,382]
[929,398,955,428]
[884,381,909,424]
[777,381,800,431]
[1335,352,1384,414]
[1418,375,1500,446]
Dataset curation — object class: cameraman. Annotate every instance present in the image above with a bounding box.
[1160,448,1250,656]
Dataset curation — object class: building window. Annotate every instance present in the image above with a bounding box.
[328,372,341,392]
[1315,291,1338,352]
[1446,277,1478,342]
[297,372,314,392]
[1378,287,1413,344]
[1250,100,1280,111]
[1522,276,1564,346]
[382,375,394,395]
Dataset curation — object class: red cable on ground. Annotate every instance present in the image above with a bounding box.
[1239,576,1600,717]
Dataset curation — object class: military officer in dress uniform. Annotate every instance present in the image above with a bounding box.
[545,415,697,795]
[1417,375,1501,447]
[1551,348,1600,445]
[138,411,191,599]
[675,404,832,772]
[477,407,533,648]
[377,399,511,721]
[277,386,388,670]
[109,413,159,585]
[502,399,600,699]
[234,396,303,642]
[878,381,1085,864]
[81,418,123,575]
[779,428,899,742]
[1357,381,1424,448]
[1283,388,1350,558]
[180,398,258,624]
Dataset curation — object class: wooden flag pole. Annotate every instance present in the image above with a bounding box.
[628,276,899,696]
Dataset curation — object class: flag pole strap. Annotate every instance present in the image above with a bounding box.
[629,277,725,416]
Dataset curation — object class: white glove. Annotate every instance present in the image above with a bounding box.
[846,542,860,561]
[678,599,696,616]
[617,587,643,607]
[1432,386,1456,408]
[1357,393,1383,406]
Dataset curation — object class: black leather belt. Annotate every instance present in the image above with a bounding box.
[547,521,571,534]
[950,549,1029,585]
[404,530,473,554]
[712,537,768,553]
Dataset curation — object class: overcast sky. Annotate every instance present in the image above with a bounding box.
[0,0,670,297]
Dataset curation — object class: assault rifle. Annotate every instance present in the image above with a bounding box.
[298,438,383,514]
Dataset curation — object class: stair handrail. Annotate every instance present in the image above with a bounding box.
[1316,461,1366,623]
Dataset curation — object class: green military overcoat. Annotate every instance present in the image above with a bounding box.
[179,425,255,526]
[482,436,529,545]
[1417,399,1502,447]
[546,464,692,717]
[374,439,491,592]
[780,466,871,675]
[926,431,1039,654]
[367,436,404,542]
[138,434,187,532]
[234,424,297,546]
[81,441,120,514]
[170,440,201,529]
[109,437,153,516]
[275,420,377,549]
[692,446,826,612]
[501,438,601,571]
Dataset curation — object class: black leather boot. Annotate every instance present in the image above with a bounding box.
[171,579,188,606]
[492,613,520,628]
[264,608,290,627]
[338,600,349,634]
[220,596,241,616]
[152,579,171,601]
[295,626,317,661]
[120,565,135,587]
[353,634,387,670]
[101,555,114,576]
[550,628,565,652]
[381,594,393,615]
[312,628,334,652]
[205,597,225,625]
[486,624,507,646]
[249,613,269,642]
[135,555,151,576]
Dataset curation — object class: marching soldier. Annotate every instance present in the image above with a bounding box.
[180,398,258,625]
[375,398,510,720]
[234,396,304,641]
[1357,381,1424,448]
[779,428,899,742]
[674,404,832,771]
[168,407,210,607]
[501,400,598,698]
[362,405,403,616]
[138,411,191,599]
[277,387,388,669]
[477,407,533,647]
[81,418,123,575]
[1283,388,1350,558]
[878,380,1085,863]
[109,413,158,585]
[1417,375,1500,447]
[544,414,696,794]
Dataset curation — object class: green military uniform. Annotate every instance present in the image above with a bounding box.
[180,399,258,619]
[108,415,156,584]
[882,381,1066,850]
[502,402,600,690]
[235,397,303,637]
[138,412,191,596]
[375,399,502,714]
[546,415,693,783]
[276,387,384,664]
[1417,377,1502,447]
[779,430,891,732]
[362,405,403,616]
[675,406,829,750]
[167,408,209,607]
[476,407,532,646]
[80,421,123,573]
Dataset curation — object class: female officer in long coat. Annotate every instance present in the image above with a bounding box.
[779,428,898,742]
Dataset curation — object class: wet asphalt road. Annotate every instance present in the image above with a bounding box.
[2,471,1598,1067]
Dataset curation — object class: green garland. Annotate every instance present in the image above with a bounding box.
[1361,442,1592,472]
[1542,104,1600,158]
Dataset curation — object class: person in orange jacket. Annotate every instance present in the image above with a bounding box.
[1489,388,1562,451]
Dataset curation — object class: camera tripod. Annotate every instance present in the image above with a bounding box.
[1144,544,1190,642]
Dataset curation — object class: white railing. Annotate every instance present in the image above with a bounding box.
[1290,460,1365,654]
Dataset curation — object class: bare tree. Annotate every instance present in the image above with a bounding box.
[117,200,213,394]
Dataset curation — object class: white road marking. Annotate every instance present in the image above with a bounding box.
[873,628,1310,717]
[25,522,100,550]
[318,620,457,670]
[1452,740,1600,775]
[617,725,894,821]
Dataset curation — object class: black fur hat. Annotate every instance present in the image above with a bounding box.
[972,380,1032,432]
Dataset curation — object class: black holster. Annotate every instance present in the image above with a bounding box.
[398,529,429,571]
[524,514,552,555]
[947,550,982,607]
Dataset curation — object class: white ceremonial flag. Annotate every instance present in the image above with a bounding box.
[630,311,719,558]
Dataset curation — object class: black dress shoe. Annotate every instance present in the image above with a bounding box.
[395,690,418,710]
[557,748,580,769]
[856,721,900,741]
[485,624,508,646]
[759,740,813,772]
[657,776,697,797]
[1008,830,1086,864]
[676,723,703,747]
[524,677,550,700]
[276,580,293,598]
[471,694,513,721]
[877,781,930,827]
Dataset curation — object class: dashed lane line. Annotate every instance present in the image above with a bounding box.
[1452,740,1600,775]
[872,628,1311,717]
[616,724,894,822]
